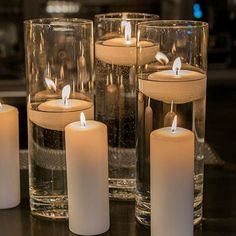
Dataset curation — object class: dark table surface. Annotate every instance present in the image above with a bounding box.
[0,163,236,236]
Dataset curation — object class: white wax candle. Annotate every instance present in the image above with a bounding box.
[0,104,20,209]
[28,100,94,131]
[95,38,158,66]
[29,85,94,130]
[65,116,109,235]
[140,69,206,104]
[28,101,94,131]
[150,120,194,236]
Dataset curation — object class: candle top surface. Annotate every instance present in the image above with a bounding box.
[38,99,92,112]
[0,104,17,113]
[151,127,194,140]
[100,38,153,47]
[148,70,206,82]
[67,120,106,131]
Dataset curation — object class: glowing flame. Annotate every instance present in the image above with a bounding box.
[124,21,131,43]
[172,57,181,75]
[0,102,2,111]
[155,52,169,65]
[80,112,86,127]
[45,78,57,92]
[62,85,71,105]
[171,115,177,133]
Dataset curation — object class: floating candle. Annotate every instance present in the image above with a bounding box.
[29,85,94,131]
[139,57,206,103]
[95,21,158,66]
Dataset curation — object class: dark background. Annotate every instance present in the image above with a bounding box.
[0,0,235,166]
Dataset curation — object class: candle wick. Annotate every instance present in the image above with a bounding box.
[176,68,179,76]
[171,115,177,133]
[63,97,68,106]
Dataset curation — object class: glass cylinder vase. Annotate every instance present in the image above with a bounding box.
[24,18,94,219]
[135,20,208,226]
[95,12,159,201]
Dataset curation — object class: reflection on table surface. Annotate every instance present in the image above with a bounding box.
[0,162,236,236]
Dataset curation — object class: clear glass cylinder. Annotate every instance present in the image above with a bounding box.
[94,12,159,201]
[24,18,94,219]
[135,20,208,226]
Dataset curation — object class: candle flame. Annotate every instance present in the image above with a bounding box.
[45,78,57,92]
[80,112,86,127]
[62,85,71,106]
[172,57,181,75]
[0,102,2,111]
[171,115,177,133]
[124,21,131,43]
[155,52,169,65]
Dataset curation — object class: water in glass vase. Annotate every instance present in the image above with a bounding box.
[95,58,136,200]
[136,91,205,226]
[28,105,68,219]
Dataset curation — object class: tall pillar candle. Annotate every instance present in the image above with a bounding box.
[0,104,20,209]
[150,117,194,236]
[65,113,109,235]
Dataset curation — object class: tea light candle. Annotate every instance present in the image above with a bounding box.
[0,104,20,209]
[139,57,206,103]
[95,21,158,66]
[151,116,194,236]
[65,112,109,235]
[29,85,94,131]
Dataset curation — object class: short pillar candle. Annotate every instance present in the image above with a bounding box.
[0,104,20,209]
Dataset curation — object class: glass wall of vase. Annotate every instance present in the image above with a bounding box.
[135,20,208,226]
[24,18,94,219]
[94,12,159,201]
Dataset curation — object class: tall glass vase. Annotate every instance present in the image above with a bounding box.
[94,12,159,201]
[135,20,208,226]
[24,18,94,219]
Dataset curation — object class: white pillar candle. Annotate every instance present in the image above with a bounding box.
[65,113,109,235]
[139,57,206,104]
[28,85,94,131]
[151,116,194,236]
[95,21,159,66]
[0,104,20,209]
